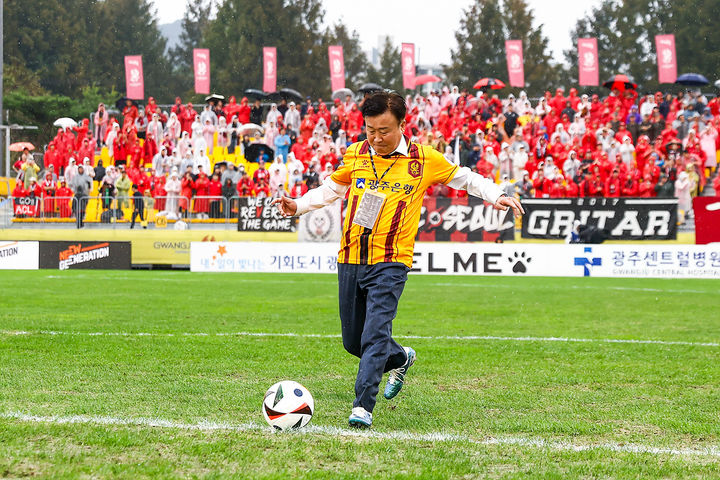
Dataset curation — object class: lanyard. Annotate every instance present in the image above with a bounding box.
[368,152,400,189]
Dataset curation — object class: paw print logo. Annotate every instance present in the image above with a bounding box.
[508,252,531,274]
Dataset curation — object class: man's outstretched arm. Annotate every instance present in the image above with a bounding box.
[272,178,349,217]
[447,167,525,217]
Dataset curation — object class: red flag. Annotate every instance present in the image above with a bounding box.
[401,43,415,89]
[328,46,345,92]
[655,34,677,84]
[263,47,277,93]
[505,40,524,88]
[193,48,210,94]
[578,38,599,86]
[124,55,144,99]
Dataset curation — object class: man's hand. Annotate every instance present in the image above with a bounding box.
[494,195,525,218]
[271,196,297,217]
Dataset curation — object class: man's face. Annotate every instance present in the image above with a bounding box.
[365,110,405,156]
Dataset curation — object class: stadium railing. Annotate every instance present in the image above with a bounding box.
[6,195,238,228]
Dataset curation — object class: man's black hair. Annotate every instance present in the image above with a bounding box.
[360,91,406,124]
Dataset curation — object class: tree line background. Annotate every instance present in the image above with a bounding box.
[4,0,720,139]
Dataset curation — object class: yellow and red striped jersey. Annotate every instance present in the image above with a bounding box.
[331,139,458,268]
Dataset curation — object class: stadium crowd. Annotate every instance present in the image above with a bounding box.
[11,84,720,222]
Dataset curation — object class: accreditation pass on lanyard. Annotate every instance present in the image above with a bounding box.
[352,189,386,229]
[352,151,399,230]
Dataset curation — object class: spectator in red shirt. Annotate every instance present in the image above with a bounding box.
[549,88,566,113]
[604,169,622,197]
[180,171,195,217]
[289,179,308,198]
[180,104,196,134]
[135,168,151,195]
[11,181,28,217]
[76,138,94,166]
[171,97,185,116]
[565,176,579,197]
[194,170,210,218]
[40,172,56,217]
[43,142,61,174]
[253,159,270,187]
[549,176,566,198]
[532,167,552,198]
[56,178,73,218]
[638,174,655,197]
[151,171,167,212]
[236,171,255,196]
[621,175,638,196]
[254,182,270,198]
[122,100,138,129]
[208,173,223,218]
[579,171,600,197]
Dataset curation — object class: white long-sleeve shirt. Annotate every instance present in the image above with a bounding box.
[295,164,504,216]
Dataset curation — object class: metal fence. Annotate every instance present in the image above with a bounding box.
[3,194,251,229]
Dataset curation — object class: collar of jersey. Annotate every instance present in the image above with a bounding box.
[368,136,409,157]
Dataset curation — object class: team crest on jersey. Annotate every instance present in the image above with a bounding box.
[355,178,366,189]
[408,159,422,178]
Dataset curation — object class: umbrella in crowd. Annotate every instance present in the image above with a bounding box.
[280,88,303,101]
[267,88,303,102]
[244,142,273,163]
[675,73,709,87]
[9,142,35,152]
[413,74,441,87]
[665,138,683,152]
[473,78,505,90]
[114,96,139,110]
[205,93,225,104]
[332,88,354,100]
[244,88,267,100]
[53,117,77,129]
[358,83,383,93]
[602,74,637,91]
[238,123,264,137]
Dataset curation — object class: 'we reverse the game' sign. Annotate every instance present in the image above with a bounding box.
[237,197,297,232]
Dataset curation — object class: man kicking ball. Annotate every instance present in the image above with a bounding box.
[273,91,524,428]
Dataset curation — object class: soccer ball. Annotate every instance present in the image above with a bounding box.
[262,380,314,431]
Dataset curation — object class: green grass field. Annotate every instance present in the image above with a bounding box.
[1,270,719,479]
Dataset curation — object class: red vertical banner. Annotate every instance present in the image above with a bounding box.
[578,38,599,86]
[124,55,144,99]
[328,46,345,92]
[655,34,677,84]
[505,40,524,87]
[263,47,277,93]
[193,48,210,94]
[401,43,415,89]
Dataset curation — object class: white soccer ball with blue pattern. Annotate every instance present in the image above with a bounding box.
[262,380,314,430]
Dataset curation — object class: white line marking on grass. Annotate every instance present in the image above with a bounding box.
[430,283,715,294]
[2,330,718,348]
[43,274,336,284]
[1,411,718,458]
